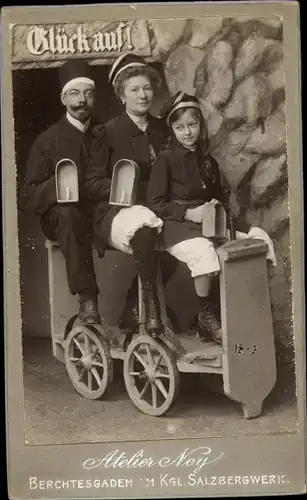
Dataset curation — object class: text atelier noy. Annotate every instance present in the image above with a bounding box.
[26,23,134,55]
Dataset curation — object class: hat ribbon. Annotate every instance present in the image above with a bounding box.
[62,77,95,94]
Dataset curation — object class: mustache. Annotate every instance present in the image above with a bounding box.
[70,104,89,111]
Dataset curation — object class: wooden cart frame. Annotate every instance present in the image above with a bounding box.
[45,236,277,419]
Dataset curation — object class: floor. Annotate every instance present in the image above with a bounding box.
[22,337,298,446]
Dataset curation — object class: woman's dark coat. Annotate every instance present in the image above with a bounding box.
[85,110,168,254]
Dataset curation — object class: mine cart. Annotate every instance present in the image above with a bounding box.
[45,158,277,418]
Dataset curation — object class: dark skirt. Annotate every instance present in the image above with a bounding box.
[160,220,203,249]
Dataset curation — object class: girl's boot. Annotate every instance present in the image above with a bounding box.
[198,296,222,344]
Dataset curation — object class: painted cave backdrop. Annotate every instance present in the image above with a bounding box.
[12,17,294,377]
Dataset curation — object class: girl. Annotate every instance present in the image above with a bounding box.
[147,91,277,344]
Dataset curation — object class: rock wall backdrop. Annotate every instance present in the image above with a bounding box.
[14,16,294,384]
[149,16,293,373]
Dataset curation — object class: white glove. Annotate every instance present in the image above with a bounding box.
[185,204,206,223]
[185,200,221,223]
[247,226,277,267]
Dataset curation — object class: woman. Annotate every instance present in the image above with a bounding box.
[86,53,178,338]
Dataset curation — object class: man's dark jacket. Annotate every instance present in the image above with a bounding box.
[21,115,109,218]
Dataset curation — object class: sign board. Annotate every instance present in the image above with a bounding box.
[10,20,151,64]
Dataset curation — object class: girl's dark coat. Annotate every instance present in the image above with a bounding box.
[147,143,251,248]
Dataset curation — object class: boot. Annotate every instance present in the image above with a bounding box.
[78,294,100,325]
[119,253,180,333]
[191,275,221,333]
[130,227,164,338]
[198,297,222,344]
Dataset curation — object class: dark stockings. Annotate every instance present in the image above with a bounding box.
[130,226,163,337]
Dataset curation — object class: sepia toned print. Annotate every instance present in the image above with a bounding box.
[2,2,305,499]
[15,13,295,444]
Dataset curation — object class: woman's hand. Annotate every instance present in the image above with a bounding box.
[184,205,206,223]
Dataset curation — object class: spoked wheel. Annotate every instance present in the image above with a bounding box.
[123,335,180,416]
[64,325,113,400]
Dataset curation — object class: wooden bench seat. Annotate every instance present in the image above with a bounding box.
[45,239,117,253]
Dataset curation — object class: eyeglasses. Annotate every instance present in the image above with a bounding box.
[66,89,94,98]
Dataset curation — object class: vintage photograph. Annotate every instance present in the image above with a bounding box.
[12,12,298,445]
[2,2,305,498]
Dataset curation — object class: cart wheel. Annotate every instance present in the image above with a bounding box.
[64,325,113,400]
[123,335,180,416]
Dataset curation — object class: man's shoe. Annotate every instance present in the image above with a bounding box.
[78,296,100,325]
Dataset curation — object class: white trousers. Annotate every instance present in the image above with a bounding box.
[165,230,276,278]
[109,209,277,276]
[109,205,163,255]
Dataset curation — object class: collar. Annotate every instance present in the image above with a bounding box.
[126,109,148,132]
[121,110,161,137]
[66,112,91,133]
[171,141,198,160]
[170,142,214,173]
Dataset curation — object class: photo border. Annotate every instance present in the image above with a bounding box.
[1,1,306,498]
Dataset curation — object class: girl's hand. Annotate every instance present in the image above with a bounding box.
[185,205,206,223]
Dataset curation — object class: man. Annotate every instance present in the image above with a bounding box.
[21,59,108,325]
